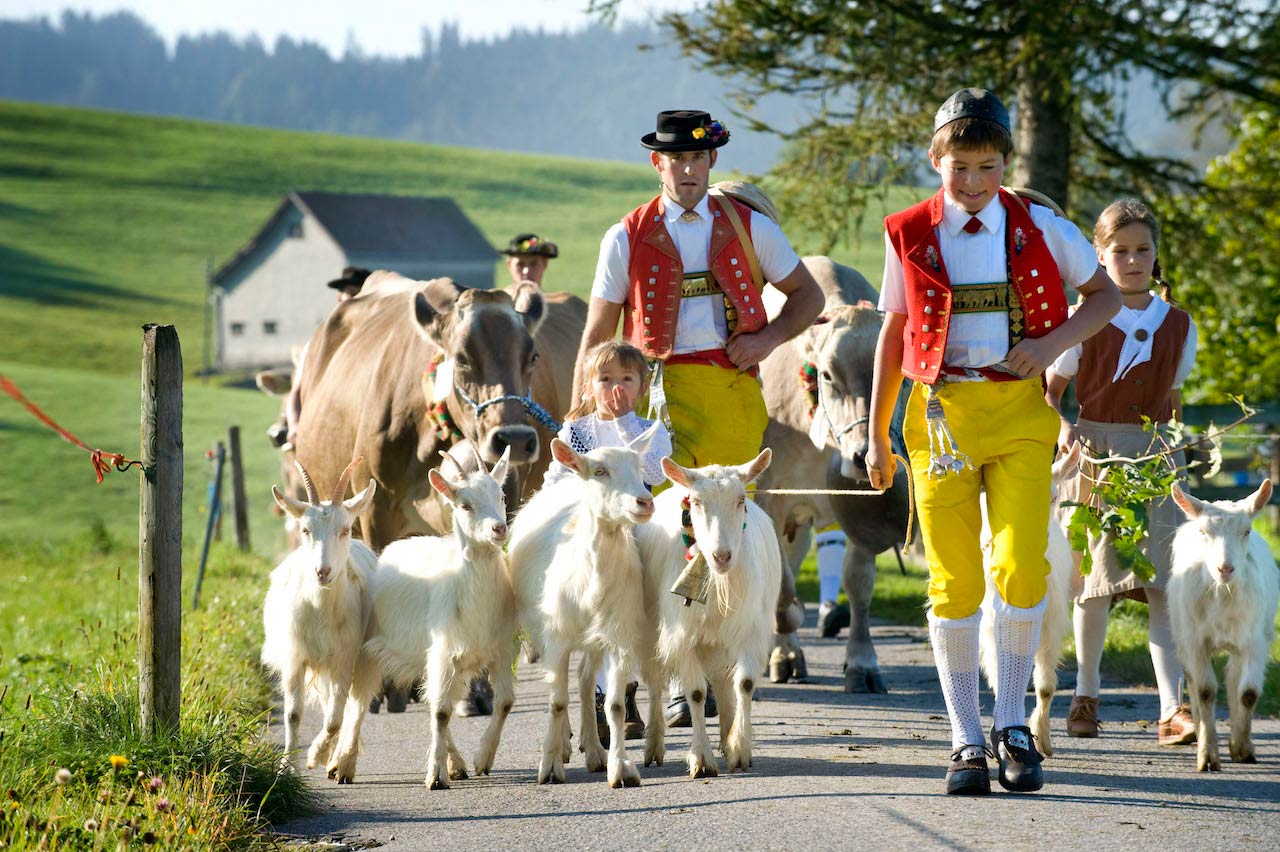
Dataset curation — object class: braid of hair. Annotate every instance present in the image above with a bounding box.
[1152,258,1177,306]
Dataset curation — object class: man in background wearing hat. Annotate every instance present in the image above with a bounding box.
[864,88,1119,796]
[573,109,824,727]
[502,233,558,286]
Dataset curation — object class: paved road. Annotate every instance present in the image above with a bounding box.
[276,618,1279,851]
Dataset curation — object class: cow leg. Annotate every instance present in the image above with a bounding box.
[770,521,809,683]
[842,540,887,694]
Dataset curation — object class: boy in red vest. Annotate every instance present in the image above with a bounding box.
[865,89,1120,795]
[574,109,823,726]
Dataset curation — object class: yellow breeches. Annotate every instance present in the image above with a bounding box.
[903,378,1058,619]
[654,362,768,470]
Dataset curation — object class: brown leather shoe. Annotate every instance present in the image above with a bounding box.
[1066,695,1100,738]
[1157,706,1197,746]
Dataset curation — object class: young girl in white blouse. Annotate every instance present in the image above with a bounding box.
[542,339,672,743]
[543,339,671,490]
[1046,198,1198,747]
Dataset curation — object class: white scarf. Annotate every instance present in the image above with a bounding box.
[1111,297,1170,382]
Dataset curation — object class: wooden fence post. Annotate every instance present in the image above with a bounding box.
[228,425,250,552]
[139,324,182,736]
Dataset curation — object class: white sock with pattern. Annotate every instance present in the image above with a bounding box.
[1146,589,1184,719]
[1072,595,1109,698]
[815,528,847,603]
[928,609,984,750]
[992,592,1047,733]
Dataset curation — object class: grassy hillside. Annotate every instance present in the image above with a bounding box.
[0,99,907,381]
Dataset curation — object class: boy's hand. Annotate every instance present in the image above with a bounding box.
[1005,336,1059,378]
[865,435,897,491]
[1056,417,1077,454]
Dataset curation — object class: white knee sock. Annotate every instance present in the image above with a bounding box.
[928,609,984,749]
[1146,589,1184,719]
[992,592,1047,732]
[1073,595,1110,699]
[815,528,847,603]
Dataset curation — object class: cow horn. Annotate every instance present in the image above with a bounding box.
[294,460,320,504]
[330,456,364,504]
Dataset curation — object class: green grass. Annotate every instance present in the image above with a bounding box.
[0,532,311,849]
[0,98,904,384]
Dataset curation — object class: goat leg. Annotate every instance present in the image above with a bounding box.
[605,655,641,788]
[474,648,516,776]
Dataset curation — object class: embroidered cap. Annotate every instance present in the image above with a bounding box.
[934,88,1011,134]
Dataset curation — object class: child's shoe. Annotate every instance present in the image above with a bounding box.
[1157,705,1196,746]
[946,744,992,795]
[1065,695,1100,738]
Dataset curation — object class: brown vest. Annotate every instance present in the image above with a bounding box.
[1076,306,1190,423]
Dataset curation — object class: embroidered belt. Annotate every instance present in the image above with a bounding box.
[681,272,720,298]
[949,281,1010,314]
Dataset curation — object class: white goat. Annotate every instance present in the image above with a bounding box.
[636,450,782,778]
[508,428,660,788]
[261,458,379,783]
[364,447,516,790]
[979,443,1080,757]
[1168,478,1277,772]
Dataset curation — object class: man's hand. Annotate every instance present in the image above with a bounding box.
[725,326,779,371]
[865,434,897,492]
[1005,336,1060,378]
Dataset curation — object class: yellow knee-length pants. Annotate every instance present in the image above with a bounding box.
[648,362,768,471]
[903,378,1059,619]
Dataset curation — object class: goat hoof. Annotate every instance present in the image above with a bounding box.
[449,767,469,781]
[844,666,889,694]
[336,775,353,785]
[791,650,808,681]
[768,654,793,684]
[1230,745,1257,764]
[426,776,449,791]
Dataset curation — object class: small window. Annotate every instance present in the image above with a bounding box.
[230,322,245,336]
[263,321,278,335]
[287,222,303,238]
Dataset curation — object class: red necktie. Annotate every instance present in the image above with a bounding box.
[963,216,983,234]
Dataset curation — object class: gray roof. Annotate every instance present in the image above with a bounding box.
[212,191,497,284]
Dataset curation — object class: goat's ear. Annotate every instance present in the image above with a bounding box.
[490,445,512,485]
[736,447,773,485]
[551,438,587,476]
[661,456,695,489]
[1052,441,1082,482]
[1243,478,1273,516]
[272,485,309,519]
[428,468,455,502]
[344,479,377,515]
[1170,482,1205,520]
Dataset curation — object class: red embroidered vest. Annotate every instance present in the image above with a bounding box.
[885,188,1070,384]
[621,194,765,360]
[1076,307,1190,424]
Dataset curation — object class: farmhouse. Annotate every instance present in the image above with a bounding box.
[210,191,497,370]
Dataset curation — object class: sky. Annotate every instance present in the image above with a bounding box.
[7,1,681,58]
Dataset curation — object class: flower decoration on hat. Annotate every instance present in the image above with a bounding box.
[702,120,729,144]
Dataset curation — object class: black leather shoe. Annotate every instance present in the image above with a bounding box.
[705,687,718,719]
[946,744,992,795]
[664,696,691,728]
[595,687,611,747]
[624,681,645,740]
[991,725,1044,792]
[817,600,851,638]
[455,675,493,717]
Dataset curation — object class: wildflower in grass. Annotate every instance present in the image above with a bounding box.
[84,818,99,832]
[109,754,129,770]
[55,768,72,786]
[147,776,163,793]
[155,797,171,813]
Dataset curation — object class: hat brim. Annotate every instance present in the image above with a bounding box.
[501,246,558,259]
[640,132,729,152]
[326,278,361,290]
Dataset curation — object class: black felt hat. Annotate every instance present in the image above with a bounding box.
[934,88,1011,134]
[640,110,731,152]
[326,266,372,292]
[501,233,559,258]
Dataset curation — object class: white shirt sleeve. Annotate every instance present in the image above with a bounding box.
[540,421,579,489]
[1048,343,1082,380]
[748,211,801,284]
[878,231,907,314]
[590,222,630,304]
[1172,317,1198,390]
[1032,206,1101,289]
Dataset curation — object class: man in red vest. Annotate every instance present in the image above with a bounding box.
[864,89,1120,796]
[573,109,823,727]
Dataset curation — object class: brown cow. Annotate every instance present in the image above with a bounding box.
[292,271,585,548]
[756,256,911,692]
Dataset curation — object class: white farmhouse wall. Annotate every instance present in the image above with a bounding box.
[217,210,346,370]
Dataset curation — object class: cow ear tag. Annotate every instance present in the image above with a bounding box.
[432,358,455,402]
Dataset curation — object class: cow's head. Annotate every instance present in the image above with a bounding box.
[411,279,545,465]
[799,303,881,481]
